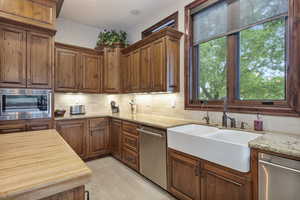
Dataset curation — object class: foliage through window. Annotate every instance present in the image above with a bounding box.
[184,0,300,115]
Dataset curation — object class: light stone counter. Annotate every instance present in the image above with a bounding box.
[249,132,300,158]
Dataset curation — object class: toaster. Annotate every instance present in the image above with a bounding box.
[70,105,86,115]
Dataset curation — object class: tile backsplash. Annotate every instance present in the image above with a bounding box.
[55,93,300,135]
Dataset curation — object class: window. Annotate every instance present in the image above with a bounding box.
[142,12,178,39]
[185,0,300,116]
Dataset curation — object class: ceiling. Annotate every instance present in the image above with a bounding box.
[60,0,181,30]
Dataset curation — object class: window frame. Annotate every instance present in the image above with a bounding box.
[142,11,179,39]
[184,0,300,117]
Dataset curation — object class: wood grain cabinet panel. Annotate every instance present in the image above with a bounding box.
[0,25,26,88]
[111,119,122,160]
[80,53,101,93]
[27,120,52,131]
[41,186,85,200]
[55,120,87,159]
[122,54,131,93]
[103,47,122,93]
[0,123,27,134]
[0,0,56,31]
[55,47,80,92]
[122,147,139,171]
[27,31,52,89]
[168,149,201,200]
[166,37,180,92]
[140,44,152,92]
[130,49,140,92]
[87,118,110,158]
[151,38,167,92]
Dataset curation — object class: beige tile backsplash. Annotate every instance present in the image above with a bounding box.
[55,93,300,135]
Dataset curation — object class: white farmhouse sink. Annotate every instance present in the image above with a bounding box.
[167,125,260,172]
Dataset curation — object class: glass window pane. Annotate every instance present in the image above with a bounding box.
[193,1,228,44]
[229,0,288,31]
[198,37,227,100]
[239,19,286,100]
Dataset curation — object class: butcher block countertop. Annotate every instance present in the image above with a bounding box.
[0,130,92,200]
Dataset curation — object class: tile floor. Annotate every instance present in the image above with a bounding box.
[86,157,175,200]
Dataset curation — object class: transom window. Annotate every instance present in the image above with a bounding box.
[185,0,300,116]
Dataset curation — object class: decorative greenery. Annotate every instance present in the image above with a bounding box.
[96,29,128,47]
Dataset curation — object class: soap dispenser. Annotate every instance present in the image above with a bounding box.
[254,113,263,131]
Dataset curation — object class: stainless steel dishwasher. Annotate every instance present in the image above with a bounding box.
[138,126,167,189]
[259,153,300,200]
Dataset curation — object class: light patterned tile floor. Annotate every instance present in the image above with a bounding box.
[86,157,176,200]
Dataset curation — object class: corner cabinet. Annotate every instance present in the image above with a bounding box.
[103,46,123,93]
[121,27,183,93]
[0,23,53,89]
[167,148,252,200]
[55,43,103,93]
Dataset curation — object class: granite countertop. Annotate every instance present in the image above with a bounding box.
[249,132,300,158]
[0,130,92,200]
[55,112,199,129]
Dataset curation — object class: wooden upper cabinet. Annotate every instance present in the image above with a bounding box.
[140,44,152,92]
[55,120,87,158]
[0,0,57,32]
[151,38,166,92]
[55,46,80,92]
[168,149,201,200]
[27,31,52,89]
[121,28,183,93]
[55,43,103,93]
[0,25,26,88]
[103,47,122,93]
[80,53,102,93]
[122,54,131,93]
[130,49,140,92]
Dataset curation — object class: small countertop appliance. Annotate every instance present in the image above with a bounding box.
[70,105,85,115]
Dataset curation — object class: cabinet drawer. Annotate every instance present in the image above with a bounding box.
[122,121,138,135]
[89,118,108,129]
[122,147,139,171]
[0,123,26,134]
[123,132,139,152]
[27,120,52,131]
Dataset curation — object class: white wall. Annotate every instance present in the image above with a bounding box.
[55,18,102,48]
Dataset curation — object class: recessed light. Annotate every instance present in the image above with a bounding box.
[130,9,141,16]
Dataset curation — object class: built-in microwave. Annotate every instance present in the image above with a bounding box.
[0,89,52,120]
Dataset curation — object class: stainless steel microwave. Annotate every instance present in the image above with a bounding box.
[0,89,52,120]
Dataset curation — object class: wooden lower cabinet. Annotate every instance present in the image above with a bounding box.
[27,120,52,131]
[111,119,122,160]
[0,119,52,134]
[55,118,110,160]
[122,147,139,171]
[0,122,27,134]
[87,118,110,158]
[168,149,201,200]
[167,148,251,200]
[41,186,85,200]
[55,119,87,159]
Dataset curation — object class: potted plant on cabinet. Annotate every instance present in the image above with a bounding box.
[95,29,128,50]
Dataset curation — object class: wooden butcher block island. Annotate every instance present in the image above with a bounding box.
[0,130,92,200]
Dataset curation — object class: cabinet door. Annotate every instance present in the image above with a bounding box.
[80,53,101,93]
[27,120,52,131]
[111,119,122,160]
[0,25,26,88]
[27,32,53,89]
[151,38,166,92]
[0,123,26,134]
[168,149,201,200]
[166,37,180,92]
[103,47,121,93]
[130,49,140,92]
[122,54,131,93]
[140,44,152,92]
[201,163,251,200]
[88,118,109,157]
[55,47,80,92]
[55,120,87,158]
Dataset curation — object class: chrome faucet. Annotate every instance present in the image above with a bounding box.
[222,97,236,128]
[201,101,210,124]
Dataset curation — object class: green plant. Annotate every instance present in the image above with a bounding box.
[96,29,128,47]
